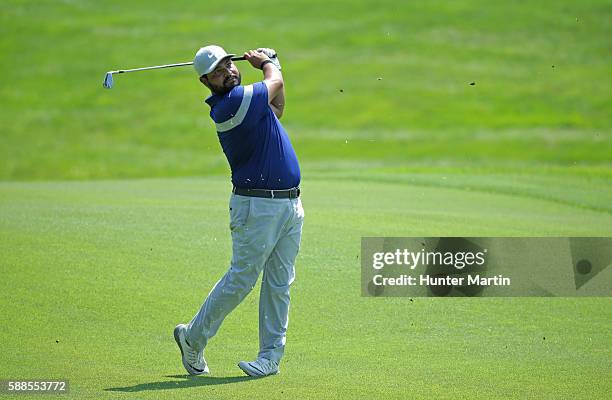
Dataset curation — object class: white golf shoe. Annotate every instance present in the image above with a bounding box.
[237,358,279,377]
[173,324,209,375]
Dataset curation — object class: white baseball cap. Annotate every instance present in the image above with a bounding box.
[193,45,235,77]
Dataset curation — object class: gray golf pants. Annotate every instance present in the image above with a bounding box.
[187,193,304,363]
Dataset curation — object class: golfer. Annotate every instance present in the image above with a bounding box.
[174,45,304,377]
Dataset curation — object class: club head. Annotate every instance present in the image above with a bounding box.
[103,72,114,89]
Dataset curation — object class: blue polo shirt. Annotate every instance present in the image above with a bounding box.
[205,82,300,190]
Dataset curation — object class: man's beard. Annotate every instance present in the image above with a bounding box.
[213,73,241,95]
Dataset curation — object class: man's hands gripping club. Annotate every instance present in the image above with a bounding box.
[244,49,285,119]
[257,48,282,70]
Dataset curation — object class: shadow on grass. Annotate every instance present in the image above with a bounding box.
[105,374,260,392]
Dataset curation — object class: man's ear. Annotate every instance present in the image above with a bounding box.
[199,75,210,88]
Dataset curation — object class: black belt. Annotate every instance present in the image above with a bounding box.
[232,186,300,199]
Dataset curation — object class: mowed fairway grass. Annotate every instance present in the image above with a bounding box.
[1,0,611,399]
[0,178,612,399]
[1,177,611,399]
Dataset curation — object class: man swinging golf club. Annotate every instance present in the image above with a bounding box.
[174,45,304,377]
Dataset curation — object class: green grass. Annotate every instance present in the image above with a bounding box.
[1,177,611,399]
[0,0,610,179]
[1,0,611,398]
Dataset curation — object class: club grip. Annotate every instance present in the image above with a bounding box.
[231,54,277,61]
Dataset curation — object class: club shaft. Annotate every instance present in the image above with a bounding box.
[112,56,247,74]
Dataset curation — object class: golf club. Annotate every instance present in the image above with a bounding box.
[103,54,276,89]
